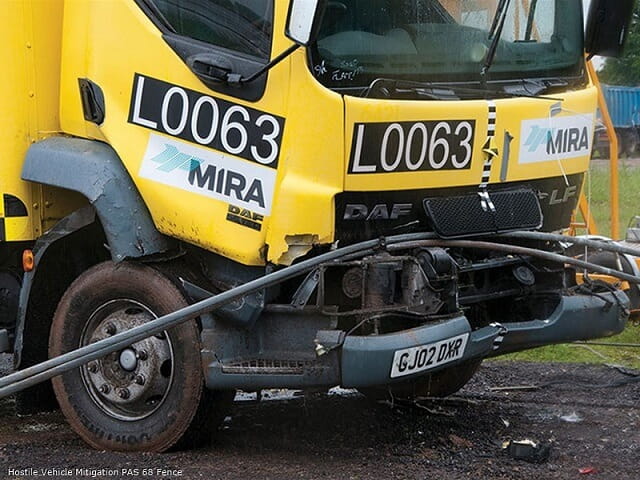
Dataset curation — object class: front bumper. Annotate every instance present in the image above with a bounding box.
[340,291,629,388]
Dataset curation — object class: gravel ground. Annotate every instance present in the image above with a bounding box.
[0,358,638,480]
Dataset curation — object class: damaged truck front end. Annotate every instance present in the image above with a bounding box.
[1,228,634,453]
[199,235,630,398]
[2,0,638,454]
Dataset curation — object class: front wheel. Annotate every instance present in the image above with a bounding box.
[49,261,232,452]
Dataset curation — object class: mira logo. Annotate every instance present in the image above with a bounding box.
[140,134,276,215]
[524,126,590,154]
[519,114,594,164]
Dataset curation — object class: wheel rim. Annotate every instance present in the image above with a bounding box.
[79,299,175,422]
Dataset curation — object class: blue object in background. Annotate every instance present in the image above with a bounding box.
[601,84,640,128]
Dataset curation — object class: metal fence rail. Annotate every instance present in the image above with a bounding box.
[1,231,639,399]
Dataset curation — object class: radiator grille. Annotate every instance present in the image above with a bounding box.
[423,188,542,238]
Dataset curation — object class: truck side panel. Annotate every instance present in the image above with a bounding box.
[0,1,86,242]
[0,0,52,242]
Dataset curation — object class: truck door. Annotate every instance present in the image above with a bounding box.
[60,0,290,265]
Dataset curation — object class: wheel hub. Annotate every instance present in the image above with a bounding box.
[119,349,138,371]
[80,300,174,421]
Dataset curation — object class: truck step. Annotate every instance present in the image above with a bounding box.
[221,358,313,375]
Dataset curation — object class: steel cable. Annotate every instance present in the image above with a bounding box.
[0,232,435,398]
[2,231,640,398]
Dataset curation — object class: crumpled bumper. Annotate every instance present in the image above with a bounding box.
[340,291,629,388]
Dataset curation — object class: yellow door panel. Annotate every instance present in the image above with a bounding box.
[60,0,293,265]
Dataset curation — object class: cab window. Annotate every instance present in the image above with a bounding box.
[152,0,274,59]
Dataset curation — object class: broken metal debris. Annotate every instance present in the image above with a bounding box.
[489,385,539,392]
[504,439,552,463]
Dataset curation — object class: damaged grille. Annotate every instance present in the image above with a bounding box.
[423,188,542,238]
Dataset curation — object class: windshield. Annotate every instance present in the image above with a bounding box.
[310,0,585,95]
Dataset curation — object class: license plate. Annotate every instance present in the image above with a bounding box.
[390,333,469,378]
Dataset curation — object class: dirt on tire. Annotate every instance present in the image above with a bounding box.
[0,356,638,479]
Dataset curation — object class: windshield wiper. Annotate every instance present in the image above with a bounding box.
[488,0,509,38]
[481,0,513,83]
[524,0,539,41]
[503,78,568,97]
[362,78,459,100]
[361,78,562,101]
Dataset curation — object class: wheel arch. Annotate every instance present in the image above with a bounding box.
[22,136,174,261]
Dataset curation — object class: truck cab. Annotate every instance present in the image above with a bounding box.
[0,0,635,452]
[57,0,593,264]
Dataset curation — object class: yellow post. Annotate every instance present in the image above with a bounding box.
[579,193,598,234]
[587,60,620,239]
[569,191,598,236]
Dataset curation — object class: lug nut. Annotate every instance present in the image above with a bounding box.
[137,350,148,361]
[118,388,130,399]
[99,384,110,394]
[134,375,145,386]
[87,362,99,373]
[104,323,116,335]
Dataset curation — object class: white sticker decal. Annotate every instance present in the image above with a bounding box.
[139,134,276,216]
[129,74,284,169]
[519,114,594,164]
[390,333,469,379]
[349,120,476,174]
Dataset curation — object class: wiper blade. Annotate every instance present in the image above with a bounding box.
[524,0,539,41]
[362,78,459,100]
[482,0,513,81]
[446,83,562,101]
[502,78,567,97]
[503,79,547,96]
[488,0,510,39]
[362,78,562,101]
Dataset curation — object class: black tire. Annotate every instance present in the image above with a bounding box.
[49,261,233,452]
[361,359,481,401]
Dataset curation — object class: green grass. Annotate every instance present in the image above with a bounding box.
[583,163,640,238]
[502,164,640,369]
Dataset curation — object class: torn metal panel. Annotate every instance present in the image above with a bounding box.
[276,234,319,266]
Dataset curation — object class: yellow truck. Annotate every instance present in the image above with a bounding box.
[0,0,638,452]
